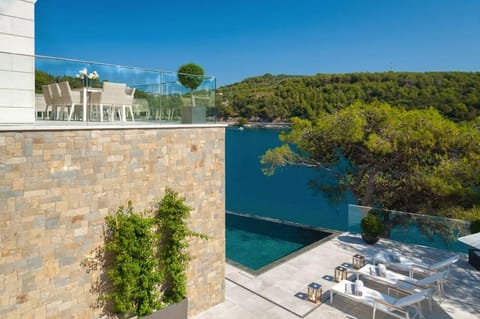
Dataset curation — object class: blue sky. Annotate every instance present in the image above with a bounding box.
[35,0,480,86]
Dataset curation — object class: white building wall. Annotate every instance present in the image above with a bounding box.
[0,0,35,123]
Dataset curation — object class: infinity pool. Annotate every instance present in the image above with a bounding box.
[226,212,336,273]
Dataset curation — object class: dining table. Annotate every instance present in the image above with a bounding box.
[73,87,102,122]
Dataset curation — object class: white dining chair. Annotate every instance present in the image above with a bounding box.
[55,81,82,121]
[121,87,135,121]
[89,82,127,122]
[49,83,63,120]
[42,85,54,119]
[108,85,136,121]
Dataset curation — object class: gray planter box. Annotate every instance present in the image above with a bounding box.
[181,106,206,124]
[141,298,188,319]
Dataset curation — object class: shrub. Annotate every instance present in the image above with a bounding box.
[104,202,162,316]
[361,213,385,237]
[237,117,248,126]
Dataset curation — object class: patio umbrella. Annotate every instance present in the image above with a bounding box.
[458,233,480,249]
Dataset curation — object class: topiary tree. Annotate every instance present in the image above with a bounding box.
[177,63,205,106]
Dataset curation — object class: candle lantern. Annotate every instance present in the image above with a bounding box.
[334,266,348,282]
[352,254,366,270]
[307,282,322,304]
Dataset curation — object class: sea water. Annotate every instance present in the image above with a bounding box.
[226,127,353,231]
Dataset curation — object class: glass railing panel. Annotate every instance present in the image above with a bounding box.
[35,55,216,123]
[348,204,471,253]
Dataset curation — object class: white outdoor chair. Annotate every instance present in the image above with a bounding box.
[55,81,82,121]
[49,83,63,119]
[42,85,55,119]
[89,82,128,122]
[111,86,135,122]
[330,279,432,319]
[124,87,135,121]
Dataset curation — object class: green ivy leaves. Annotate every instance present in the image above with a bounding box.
[103,189,207,317]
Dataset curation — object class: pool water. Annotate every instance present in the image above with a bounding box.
[226,212,335,272]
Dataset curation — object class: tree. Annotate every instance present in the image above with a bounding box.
[216,72,480,122]
[177,63,205,106]
[261,102,480,218]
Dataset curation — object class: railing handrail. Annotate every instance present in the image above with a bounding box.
[35,54,215,80]
[348,204,469,225]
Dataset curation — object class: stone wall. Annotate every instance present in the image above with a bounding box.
[0,0,35,123]
[0,125,225,318]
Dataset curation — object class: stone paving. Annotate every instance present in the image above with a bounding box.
[194,233,480,319]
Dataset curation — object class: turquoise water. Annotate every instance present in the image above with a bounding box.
[226,127,353,231]
[226,212,332,271]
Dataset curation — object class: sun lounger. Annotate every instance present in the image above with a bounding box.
[330,279,431,319]
[355,264,449,307]
[373,251,459,276]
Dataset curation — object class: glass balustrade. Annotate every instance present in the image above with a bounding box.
[35,55,216,123]
[348,204,471,253]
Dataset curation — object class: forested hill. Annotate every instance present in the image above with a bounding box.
[216,72,480,122]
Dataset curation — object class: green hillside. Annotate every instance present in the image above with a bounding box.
[216,72,480,122]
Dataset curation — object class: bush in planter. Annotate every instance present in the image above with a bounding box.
[471,219,480,234]
[361,212,385,244]
[98,190,207,318]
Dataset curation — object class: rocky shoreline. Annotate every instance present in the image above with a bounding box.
[218,121,291,128]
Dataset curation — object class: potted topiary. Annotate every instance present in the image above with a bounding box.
[177,63,206,124]
[360,212,385,245]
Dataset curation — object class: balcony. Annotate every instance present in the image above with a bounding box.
[34,55,216,124]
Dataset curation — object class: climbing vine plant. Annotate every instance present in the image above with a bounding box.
[104,202,162,317]
[96,189,207,317]
[156,188,208,304]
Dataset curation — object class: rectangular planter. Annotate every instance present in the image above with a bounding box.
[141,298,188,319]
[181,106,206,124]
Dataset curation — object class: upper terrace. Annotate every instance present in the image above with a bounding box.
[1,52,217,126]
[33,55,217,125]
